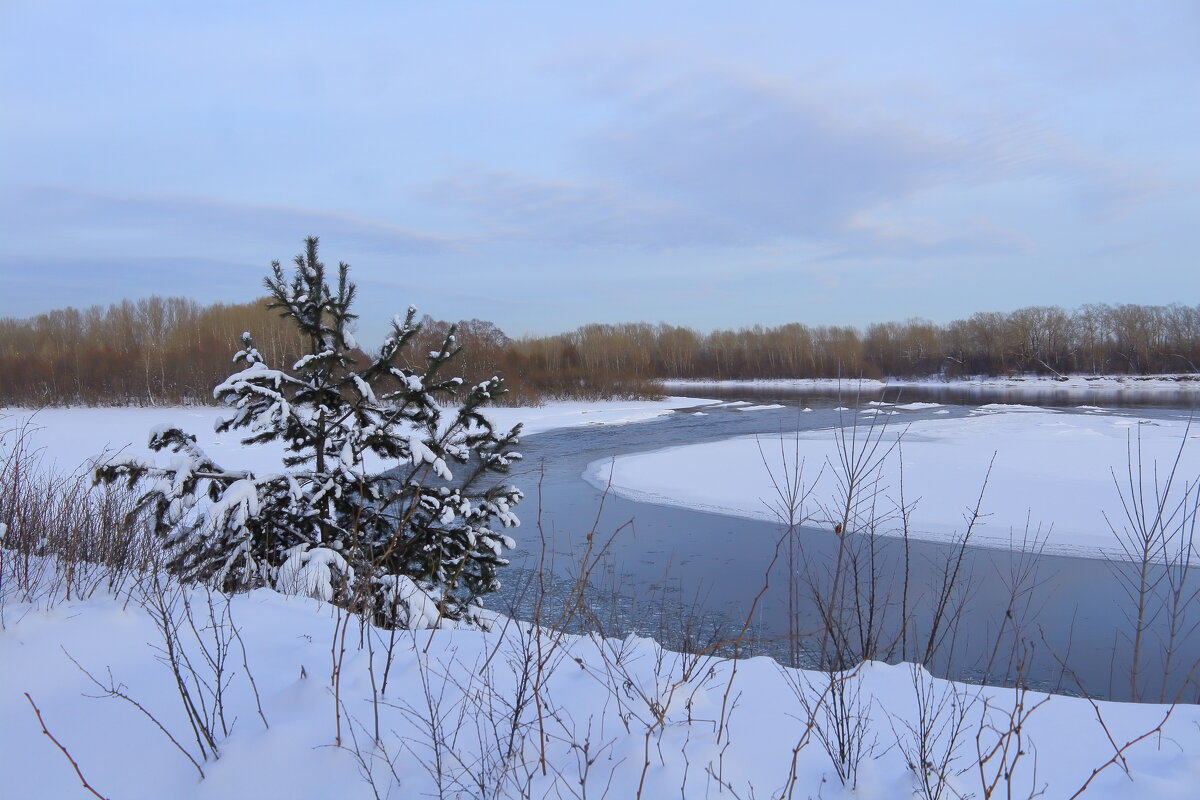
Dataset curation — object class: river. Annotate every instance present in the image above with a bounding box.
[492,388,1199,703]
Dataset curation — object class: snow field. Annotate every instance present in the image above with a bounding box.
[2,581,1197,799]
[0,396,717,477]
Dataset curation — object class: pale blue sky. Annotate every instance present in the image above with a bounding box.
[2,1,1197,344]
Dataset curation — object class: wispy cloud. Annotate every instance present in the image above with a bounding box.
[0,185,465,322]
[581,69,961,241]
[1,185,456,260]
[423,67,965,251]
[422,62,1142,260]
[419,169,741,249]
[0,254,261,312]
[825,213,1031,261]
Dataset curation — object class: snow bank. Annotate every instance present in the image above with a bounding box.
[586,409,1200,558]
[1,581,1196,799]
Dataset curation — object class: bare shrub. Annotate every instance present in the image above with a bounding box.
[68,577,269,775]
[973,647,1049,800]
[1,415,153,611]
[889,664,976,800]
[1106,420,1200,701]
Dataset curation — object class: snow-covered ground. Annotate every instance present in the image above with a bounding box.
[2,576,1197,799]
[666,374,1200,398]
[4,400,1200,797]
[587,406,1200,559]
[0,396,716,476]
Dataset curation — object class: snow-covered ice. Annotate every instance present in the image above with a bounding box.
[665,374,1200,397]
[586,408,1200,559]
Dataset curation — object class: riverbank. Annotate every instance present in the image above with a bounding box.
[2,561,1196,799]
[665,373,1200,398]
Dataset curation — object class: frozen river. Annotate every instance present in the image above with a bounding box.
[503,391,1200,702]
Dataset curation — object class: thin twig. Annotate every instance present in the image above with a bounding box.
[24,692,112,800]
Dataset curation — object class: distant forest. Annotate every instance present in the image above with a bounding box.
[1,298,1198,406]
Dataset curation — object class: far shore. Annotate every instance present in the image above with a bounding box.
[664,373,1200,396]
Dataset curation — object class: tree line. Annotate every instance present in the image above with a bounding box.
[512,302,1200,382]
[1,299,1198,406]
[0,296,311,406]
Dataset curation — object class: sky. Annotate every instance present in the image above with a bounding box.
[1,1,1198,345]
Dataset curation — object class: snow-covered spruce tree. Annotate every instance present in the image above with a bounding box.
[95,237,522,626]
